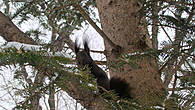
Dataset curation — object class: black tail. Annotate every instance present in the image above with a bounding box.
[75,38,131,98]
[110,77,131,98]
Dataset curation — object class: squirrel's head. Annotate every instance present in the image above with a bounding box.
[75,38,92,68]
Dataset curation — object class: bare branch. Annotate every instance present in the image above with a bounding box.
[71,1,121,51]
[49,85,55,110]
[11,0,35,19]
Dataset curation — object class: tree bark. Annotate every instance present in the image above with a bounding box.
[0,11,36,45]
[96,0,165,106]
[57,73,112,110]
[49,85,55,110]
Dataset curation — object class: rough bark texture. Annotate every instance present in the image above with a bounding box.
[31,72,44,110]
[58,73,112,110]
[96,0,165,106]
[0,12,36,45]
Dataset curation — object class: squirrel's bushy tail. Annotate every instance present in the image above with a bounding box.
[110,77,131,98]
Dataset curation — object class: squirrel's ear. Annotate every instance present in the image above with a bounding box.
[83,39,90,55]
[75,38,80,54]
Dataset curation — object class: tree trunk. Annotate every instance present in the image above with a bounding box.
[96,0,165,106]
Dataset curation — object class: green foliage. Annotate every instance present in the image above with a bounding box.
[9,0,96,34]
[76,67,98,91]
[110,49,162,71]
[0,0,194,109]
[0,47,70,67]
[0,47,73,109]
[165,97,180,110]
[142,0,195,109]
[100,88,141,110]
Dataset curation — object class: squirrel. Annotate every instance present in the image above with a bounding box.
[75,39,131,98]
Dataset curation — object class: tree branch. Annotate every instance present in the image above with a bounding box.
[71,1,121,51]
[11,0,35,19]
[49,85,55,110]
[57,72,112,110]
[0,11,111,109]
[0,11,36,45]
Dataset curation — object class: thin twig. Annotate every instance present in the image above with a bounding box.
[71,1,119,50]
[159,22,173,43]
[11,0,35,19]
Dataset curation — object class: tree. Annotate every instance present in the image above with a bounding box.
[0,0,194,110]
[96,0,165,107]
